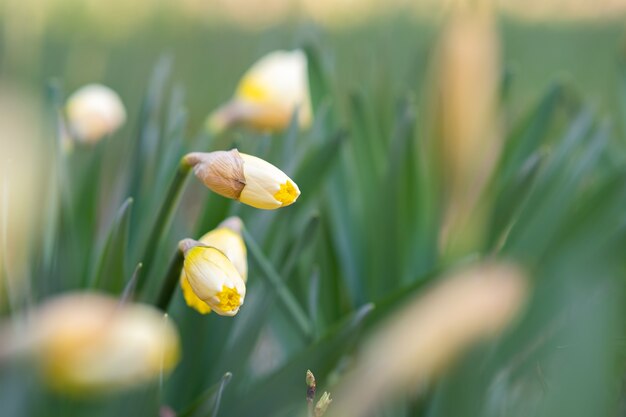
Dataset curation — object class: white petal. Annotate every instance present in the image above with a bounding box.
[239,153,291,209]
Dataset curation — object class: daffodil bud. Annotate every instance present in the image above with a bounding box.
[184,149,300,210]
[208,49,312,133]
[25,292,180,394]
[179,239,246,317]
[179,217,248,315]
[65,84,126,144]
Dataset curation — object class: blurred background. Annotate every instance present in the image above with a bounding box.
[1,0,626,416]
[2,0,624,128]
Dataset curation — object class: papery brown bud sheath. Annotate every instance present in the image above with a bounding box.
[184,150,245,199]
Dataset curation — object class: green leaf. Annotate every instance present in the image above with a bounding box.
[497,82,566,187]
[502,109,599,262]
[243,228,313,339]
[91,197,133,292]
[292,129,347,205]
[222,303,374,417]
[178,373,232,417]
[280,214,320,279]
[304,43,330,116]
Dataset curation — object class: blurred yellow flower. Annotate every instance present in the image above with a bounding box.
[427,8,501,258]
[65,84,126,144]
[180,217,247,315]
[24,292,180,394]
[179,239,246,316]
[208,50,312,133]
[326,262,528,417]
[184,149,301,210]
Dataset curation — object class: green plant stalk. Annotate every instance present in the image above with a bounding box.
[0,173,10,313]
[243,228,313,339]
[155,250,184,311]
[137,158,191,295]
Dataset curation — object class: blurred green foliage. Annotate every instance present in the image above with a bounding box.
[1,9,626,417]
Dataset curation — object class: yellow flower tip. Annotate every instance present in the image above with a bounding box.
[239,152,301,210]
[216,285,242,313]
[182,245,246,317]
[238,77,268,102]
[274,180,300,206]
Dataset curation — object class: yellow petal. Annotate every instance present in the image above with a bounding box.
[180,274,212,314]
[199,225,248,281]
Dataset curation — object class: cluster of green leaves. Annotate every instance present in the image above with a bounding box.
[2,23,626,417]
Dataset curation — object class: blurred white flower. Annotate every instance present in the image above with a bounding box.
[66,84,126,144]
[16,292,181,394]
[208,50,312,133]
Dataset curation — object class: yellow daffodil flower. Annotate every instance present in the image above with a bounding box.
[66,84,126,144]
[179,239,246,316]
[184,149,300,210]
[208,50,312,133]
[180,217,247,315]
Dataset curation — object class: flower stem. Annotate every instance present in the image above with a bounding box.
[137,158,191,295]
[243,228,313,339]
[155,250,184,311]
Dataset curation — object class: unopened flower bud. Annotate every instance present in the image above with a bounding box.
[180,217,248,315]
[26,292,180,394]
[65,84,126,144]
[208,49,312,133]
[184,149,300,210]
[179,239,246,316]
